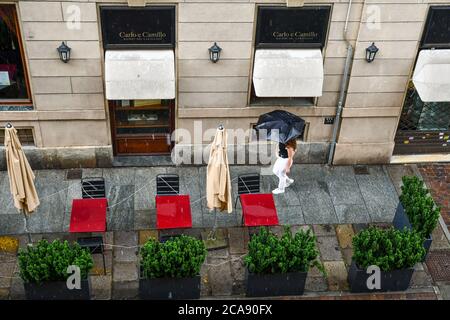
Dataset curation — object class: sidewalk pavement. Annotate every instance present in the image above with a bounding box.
[0,164,402,235]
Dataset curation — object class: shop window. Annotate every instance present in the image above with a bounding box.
[0,128,35,146]
[0,4,31,103]
[250,6,331,106]
[394,6,450,155]
[398,81,450,132]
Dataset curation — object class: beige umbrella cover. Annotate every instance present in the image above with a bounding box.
[206,128,232,213]
[5,126,40,214]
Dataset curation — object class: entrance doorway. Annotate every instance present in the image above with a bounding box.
[109,99,175,155]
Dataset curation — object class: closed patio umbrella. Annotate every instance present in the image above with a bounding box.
[4,123,39,242]
[206,126,232,213]
[205,126,232,242]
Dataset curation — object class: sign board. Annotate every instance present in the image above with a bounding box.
[421,6,450,49]
[255,6,331,48]
[100,6,175,49]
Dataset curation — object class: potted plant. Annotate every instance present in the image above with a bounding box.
[18,239,93,300]
[393,176,440,260]
[139,235,207,299]
[348,227,425,293]
[244,226,325,297]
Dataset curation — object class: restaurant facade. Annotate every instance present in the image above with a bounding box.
[0,0,449,169]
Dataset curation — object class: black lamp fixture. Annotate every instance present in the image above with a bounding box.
[208,42,222,63]
[57,41,71,63]
[365,42,379,63]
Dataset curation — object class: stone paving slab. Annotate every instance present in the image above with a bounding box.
[90,275,112,300]
[317,236,342,261]
[324,261,349,291]
[335,224,354,249]
[296,181,338,224]
[228,228,249,255]
[355,166,399,223]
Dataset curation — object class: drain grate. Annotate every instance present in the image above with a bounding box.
[66,168,82,180]
[354,165,369,175]
[426,250,450,282]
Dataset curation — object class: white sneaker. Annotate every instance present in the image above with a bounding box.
[286,178,294,187]
[272,188,285,194]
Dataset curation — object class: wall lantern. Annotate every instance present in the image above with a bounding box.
[208,42,222,63]
[57,41,71,63]
[365,42,379,63]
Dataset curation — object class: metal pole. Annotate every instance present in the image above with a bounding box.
[22,210,32,244]
[327,45,353,165]
[327,0,354,165]
[207,208,218,241]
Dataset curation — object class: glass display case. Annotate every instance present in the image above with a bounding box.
[110,99,174,155]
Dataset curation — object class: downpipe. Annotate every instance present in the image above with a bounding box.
[327,0,354,165]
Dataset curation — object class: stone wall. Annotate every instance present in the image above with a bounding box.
[0,0,444,168]
[1,1,110,149]
[333,0,441,164]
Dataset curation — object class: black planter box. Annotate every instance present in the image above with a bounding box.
[393,202,433,261]
[348,261,413,293]
[245,270,307,297]
[139,275,201,299]
[24,279,90,300]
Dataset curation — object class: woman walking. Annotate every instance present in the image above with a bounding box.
[272,139,297,194]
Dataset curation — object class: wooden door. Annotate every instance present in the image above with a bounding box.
[109,99,174,155]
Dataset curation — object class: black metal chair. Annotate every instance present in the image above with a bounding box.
[234,174,261,209]
[156,174,180,195]
[78,177,107,275]
[77,236,106,275]
[81,177,106,199]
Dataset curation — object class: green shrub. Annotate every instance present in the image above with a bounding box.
[18,240,93,283]
[399,175,440,238]
[140,235,207,279]
[244,226,325,275]
[352,227,425,272]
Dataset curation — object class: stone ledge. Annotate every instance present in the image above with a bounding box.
[0,146,113,170]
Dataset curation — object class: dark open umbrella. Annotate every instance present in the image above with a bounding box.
[255,110,306,144]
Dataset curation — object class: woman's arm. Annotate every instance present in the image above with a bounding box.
[285,147,295,173]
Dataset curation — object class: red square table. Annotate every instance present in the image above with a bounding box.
[156,195,192,230]
[69,198,108,233]
[240,193,279,227]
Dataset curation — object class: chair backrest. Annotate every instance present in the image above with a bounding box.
[156,174,180,195]
[237,174,260,195]
[81,177,106,199]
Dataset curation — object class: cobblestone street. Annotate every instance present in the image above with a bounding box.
[419,164,450,233]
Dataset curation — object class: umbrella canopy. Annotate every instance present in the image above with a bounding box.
[5,126,40,214]
[206,127,232,213]
[255,110,306,144]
